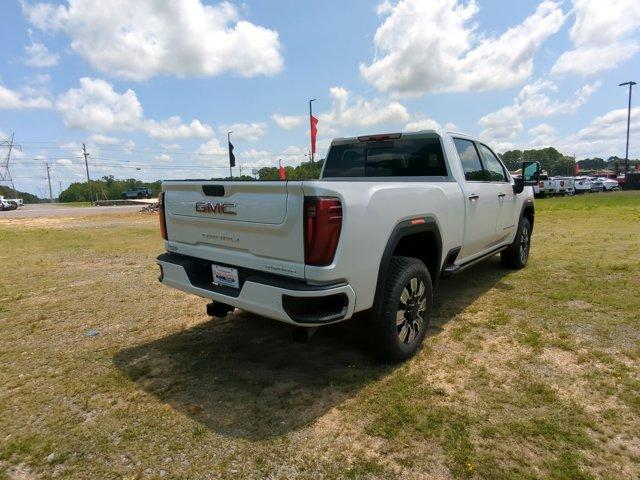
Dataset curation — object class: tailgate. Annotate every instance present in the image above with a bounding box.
[163,181,305,278]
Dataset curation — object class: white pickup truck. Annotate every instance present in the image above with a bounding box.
[157,130,539,360]
[0,196,21,210]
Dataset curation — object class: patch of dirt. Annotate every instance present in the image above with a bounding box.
[565,300,593,310]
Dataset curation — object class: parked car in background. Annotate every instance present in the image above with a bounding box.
[600,178,620,191]
[573,177,592,194]
[0,197,18,211]
[590,180,605,192]
[551,177,575,196]
[0,195,21,209]
[122,187,151,199]
[536,174,554,197]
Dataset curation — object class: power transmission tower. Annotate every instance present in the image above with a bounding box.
[82,143,94,204]
[1,133,22,197]
[45,162,53,203]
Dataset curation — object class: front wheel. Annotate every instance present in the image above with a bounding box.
[501,216,531,269]
[370,256,433,362]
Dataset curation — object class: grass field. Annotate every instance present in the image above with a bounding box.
[1,192,639,479]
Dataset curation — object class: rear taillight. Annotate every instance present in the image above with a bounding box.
[560,180,565,187]
[158,192,168,240]
[538,181,544,187]
[304,197,342,266]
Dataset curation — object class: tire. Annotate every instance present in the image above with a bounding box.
[370,256,433,362]
[121,194,128,199]
[501,216,532,269]
[137,192,143,198]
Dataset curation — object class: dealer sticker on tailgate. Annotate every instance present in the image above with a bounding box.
[211,264,239,289]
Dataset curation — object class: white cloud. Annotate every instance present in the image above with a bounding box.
[57,77,142,130]
[320,86,410,132]
[478,80,600,140]
[88,133,124,145]
[154,154,172,163]
[219,122,267,142]
[0,82,52,109]
[552,0,640,76]
[161,143,182,150]
[361,0,565,96]
[553,107,640,158]
[196,138,226,157]
[24,41,59,67]
[271,113,304,130]
[272,87,409,136]
[56,158,73,165]
[528,123,557,147]
[87,134,135,153]
[56,77,213,140]
[404,117,442,132]
[376,0,394,15]
[145,117,213,140]
[22,0,283,81]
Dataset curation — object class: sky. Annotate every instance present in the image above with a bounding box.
[0,0,639,196]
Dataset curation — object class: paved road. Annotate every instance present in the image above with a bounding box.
[0,203,144,219]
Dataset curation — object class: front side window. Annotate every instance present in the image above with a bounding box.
[478,144,508,182]
[453,138,484,181]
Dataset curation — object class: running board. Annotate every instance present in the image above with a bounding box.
[441,264,461,277]
[441,245,508,277]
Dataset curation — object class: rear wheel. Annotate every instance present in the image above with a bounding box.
[371,256,433,361]
[501,216,531,269]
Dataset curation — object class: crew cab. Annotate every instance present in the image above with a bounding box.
[156,130,539,360]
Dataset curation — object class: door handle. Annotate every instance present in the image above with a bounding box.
[468,194,479,201]
[498,193,506,198]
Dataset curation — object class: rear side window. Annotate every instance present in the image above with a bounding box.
[323,137,447,178]
[477,144,508,182]
[453,138,484,181]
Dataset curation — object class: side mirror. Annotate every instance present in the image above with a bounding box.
[513,161,540,194]
[522,161,541,186]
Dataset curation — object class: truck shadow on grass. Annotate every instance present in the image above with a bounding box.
[113,258,509,440]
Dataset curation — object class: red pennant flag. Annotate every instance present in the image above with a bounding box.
[310,115,318,154]
[279,164,286,180]
[636,163,640,172]
[574,163,580,175]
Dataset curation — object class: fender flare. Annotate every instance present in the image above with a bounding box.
[371,217,443,312]
[519,198,535,230]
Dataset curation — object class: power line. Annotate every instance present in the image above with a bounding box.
[1,133,22,197]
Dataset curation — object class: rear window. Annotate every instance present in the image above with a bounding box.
[323,136,448,178]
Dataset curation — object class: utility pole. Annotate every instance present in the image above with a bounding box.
[45,162,53,203]
[59,180,63,198]
[82,143,93,204]
[619,81,636,174]
[309,99,316,163]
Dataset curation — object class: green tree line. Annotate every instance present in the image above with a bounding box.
[257,159,324,180]
[59,176,162,202]
[0,185,43,203]
[500,149,639,175]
